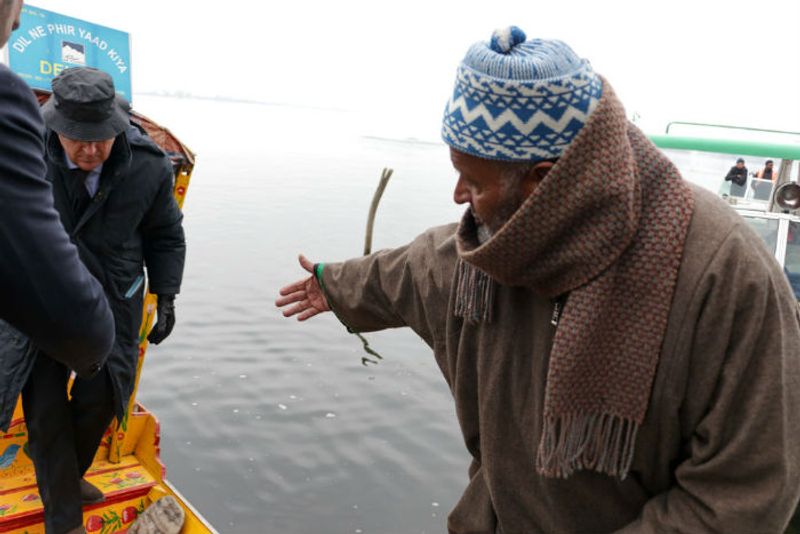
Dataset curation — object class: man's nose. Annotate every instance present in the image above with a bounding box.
[453,176,470,205]
[82,143,99,156]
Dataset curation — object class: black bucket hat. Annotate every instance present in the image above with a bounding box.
[41,67,129,141]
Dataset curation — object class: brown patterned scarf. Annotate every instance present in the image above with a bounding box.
[455,79,694,479]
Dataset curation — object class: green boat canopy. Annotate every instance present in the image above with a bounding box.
[649,135,800,161]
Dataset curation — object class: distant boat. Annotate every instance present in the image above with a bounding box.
[650,122,800,301]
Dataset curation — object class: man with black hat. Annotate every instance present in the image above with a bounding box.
[0,4,114,377]
[23,66,186,534]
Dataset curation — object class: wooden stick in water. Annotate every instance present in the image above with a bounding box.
[363,167,393,256]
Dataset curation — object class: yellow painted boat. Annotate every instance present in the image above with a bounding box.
[0,101,215,533]
[0,5,216,531]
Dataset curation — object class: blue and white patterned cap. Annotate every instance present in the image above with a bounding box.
[442,27,602,162]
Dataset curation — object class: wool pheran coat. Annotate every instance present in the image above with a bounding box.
[320,185,800,534]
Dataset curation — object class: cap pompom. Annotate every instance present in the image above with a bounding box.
[490,26,526,54]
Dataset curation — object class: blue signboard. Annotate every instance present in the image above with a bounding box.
[7,5,132,101]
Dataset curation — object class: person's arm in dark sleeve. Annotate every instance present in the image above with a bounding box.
[724,167,734,181]
[140,156,186,296]
[0,66,114,376]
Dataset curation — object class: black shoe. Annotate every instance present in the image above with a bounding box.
[80,478,105,505]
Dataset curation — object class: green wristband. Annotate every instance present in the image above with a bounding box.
[313,262,325,283]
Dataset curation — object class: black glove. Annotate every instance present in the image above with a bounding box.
[147,294,176,345]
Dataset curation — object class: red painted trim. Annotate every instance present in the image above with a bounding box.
[85,483,155,510]
[0,482,37,497]
[0,484,154,531]
[4,419,24,431]
[0,509,42,532]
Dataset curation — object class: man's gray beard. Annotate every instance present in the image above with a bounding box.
[476,223,493,245]
[472,193,524,245]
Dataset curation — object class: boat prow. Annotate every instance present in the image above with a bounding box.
[0,401,216,533]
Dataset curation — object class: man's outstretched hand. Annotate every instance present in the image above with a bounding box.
[276,254,331,321]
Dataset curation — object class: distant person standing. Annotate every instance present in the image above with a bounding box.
[0,3,113,381]
[23,67,186,534]
[757,159,777,182]
[725,157,748,197]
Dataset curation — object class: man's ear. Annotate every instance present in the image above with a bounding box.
[521,161,556,197]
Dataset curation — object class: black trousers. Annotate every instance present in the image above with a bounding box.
[22,353,115,534]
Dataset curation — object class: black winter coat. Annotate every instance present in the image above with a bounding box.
[0,65,115,430]
[44,127,186,420]
[725,165,748,186]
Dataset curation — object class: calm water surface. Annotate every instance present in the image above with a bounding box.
[133,96,469,533]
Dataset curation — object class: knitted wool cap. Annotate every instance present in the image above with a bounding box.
[442,27,602,161]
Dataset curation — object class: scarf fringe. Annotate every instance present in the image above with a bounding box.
[536,412,639,480]
[454,259,495,323]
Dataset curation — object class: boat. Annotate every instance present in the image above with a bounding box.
[0,5,216,533]
[650,122,800,302]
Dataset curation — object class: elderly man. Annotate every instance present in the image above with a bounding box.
[22,67,186,534]
[0,2,113,376]
[277,27,800,533]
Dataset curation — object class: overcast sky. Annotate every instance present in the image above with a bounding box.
[11,0,800,141]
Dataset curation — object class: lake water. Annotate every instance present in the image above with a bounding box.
[132,95,470,533]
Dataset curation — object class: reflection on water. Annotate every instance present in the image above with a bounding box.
[133,96,469,533]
